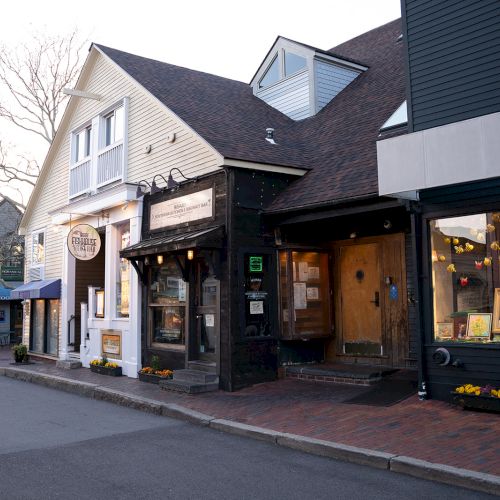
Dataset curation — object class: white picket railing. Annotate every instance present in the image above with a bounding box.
[69,159,91,198]
[97,142,123,187]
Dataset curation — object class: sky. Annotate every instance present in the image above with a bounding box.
[0,0,401,205]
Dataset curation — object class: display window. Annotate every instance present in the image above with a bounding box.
[278,250,330,339]
[116,223,130,318]
[148,256,186,348]
[30,299,59,355]
[430,212,500,343]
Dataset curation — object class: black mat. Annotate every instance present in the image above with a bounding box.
[343,377,417,407]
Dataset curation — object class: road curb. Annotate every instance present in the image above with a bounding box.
[3,367,500,495]
[390,456,500,496]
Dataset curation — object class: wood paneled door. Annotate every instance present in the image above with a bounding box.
[332,234,408,367]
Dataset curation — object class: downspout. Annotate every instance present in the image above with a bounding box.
[409,206,427,399]
[224,167,233,391]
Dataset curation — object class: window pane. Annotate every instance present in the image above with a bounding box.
[105,114,114,146]
[114,106,124,142]
[259,56,280,88]
[75,133,81,162]
[32,232,44,265]
[116,223,130,318]
[430,213,500,343]
[285,52,306,76]
[31,300,45,353]
[85,127,92,157]
[279,251,291,338]
[46,300,59,355]
[149,257,186,346]
[291,251,330,338]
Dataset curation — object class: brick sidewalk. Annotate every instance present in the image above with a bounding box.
[1,347,498,476]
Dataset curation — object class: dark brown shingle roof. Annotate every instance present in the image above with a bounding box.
[96,18,404,212]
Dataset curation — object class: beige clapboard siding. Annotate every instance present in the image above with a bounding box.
[24,49,222,284]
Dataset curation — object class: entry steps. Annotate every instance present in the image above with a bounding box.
[160,362,219,394]
[286,363,398,386]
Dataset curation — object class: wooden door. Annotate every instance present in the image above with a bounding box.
[339,243,383,355]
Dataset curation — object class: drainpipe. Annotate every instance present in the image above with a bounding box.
[409,207,427,399]
[67,314,75,349]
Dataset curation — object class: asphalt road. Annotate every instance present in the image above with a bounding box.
[0,377,495,500]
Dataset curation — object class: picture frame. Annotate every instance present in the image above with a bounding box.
[435,322,453,339]
[466,313,492,339]
[492,288,500,333]
[95,289,105,318]
[101,330,121,359]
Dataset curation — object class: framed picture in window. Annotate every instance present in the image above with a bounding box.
[466,313,492,339]
[435,322,453,340]
[492,288,500,333]
[95,290,105,318]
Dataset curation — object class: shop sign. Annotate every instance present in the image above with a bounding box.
[101,330,121,359]
[249,256,263,273]
[1,265,23,281]
[67,224,101,261]
[150,188,213,230]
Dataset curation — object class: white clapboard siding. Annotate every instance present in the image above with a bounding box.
[256,70,310,120]
[315,60,360,112]
[24,50,222,290]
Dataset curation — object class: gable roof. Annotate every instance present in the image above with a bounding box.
[97,18,404,213]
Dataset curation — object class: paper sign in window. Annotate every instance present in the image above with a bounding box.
[249,301,264,315]
[293,282,307,309]
[205,314,215,327]
[306,287,319,300]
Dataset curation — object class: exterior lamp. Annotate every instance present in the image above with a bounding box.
[157,255,164,265]
[150,174,169,195]
[136,180,151,198]
[187,249,194,261]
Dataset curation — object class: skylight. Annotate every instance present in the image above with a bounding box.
[380,101,408,130]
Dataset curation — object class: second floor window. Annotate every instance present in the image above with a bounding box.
[74,126,92,163]
[104,106,124,147]
[32,231,45,266]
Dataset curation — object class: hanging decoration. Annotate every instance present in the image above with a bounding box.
[447,264,456,273]
[486,224,495,233]
[438,254,446,262]
[454,245,464,254]
[465,242,474,252]
[475,260,483,270]
[491,241,500,251]
[484,257,492,266]
[444,237,451,244]
[453,237,460,245]
[477,232,485,242]
[493,214,500,223]
[459,276,468,287]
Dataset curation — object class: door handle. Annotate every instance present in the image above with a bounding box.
[196,314,203,319]
[370,292,380,307]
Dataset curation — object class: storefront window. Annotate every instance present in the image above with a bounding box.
[116,223,130,318]
[430,213,500,343]
[149,256,186,347]
[30,299,58,355]
[279,250,330,339]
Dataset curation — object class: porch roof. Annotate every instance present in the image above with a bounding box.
[120,226,225,259]
[11,279,61,300]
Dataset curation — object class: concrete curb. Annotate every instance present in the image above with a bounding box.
[3,367,500,495]
[390,456,500,496]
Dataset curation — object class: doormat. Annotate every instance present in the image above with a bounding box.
[343,378,417,407]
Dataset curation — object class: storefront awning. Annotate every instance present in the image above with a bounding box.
[120,226,225,259]
[11,279,61,300]
[0,287,13,301]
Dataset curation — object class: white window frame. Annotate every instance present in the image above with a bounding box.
[31,229,46,268]
[258,49,308,89]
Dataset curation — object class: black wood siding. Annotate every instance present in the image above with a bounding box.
[404,0,500,132]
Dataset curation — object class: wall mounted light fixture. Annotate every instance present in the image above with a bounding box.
[187,249,194,261]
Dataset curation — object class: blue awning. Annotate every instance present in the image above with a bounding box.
[11,279,61,300]
[0,287,13,300]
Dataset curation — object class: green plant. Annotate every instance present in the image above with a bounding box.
[151,355,160,372]
[11,343,28,362]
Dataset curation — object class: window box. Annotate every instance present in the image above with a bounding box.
[90,364,122,377]
[138,371,173,384]
[451,391,500,413]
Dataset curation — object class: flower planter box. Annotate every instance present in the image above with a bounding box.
[90,365,122,377]
[138,372,172,384]
[451,392,500,413]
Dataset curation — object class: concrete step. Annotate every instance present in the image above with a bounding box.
[173,369,218,384]
[159,378,219,394]
[188,360,216,373]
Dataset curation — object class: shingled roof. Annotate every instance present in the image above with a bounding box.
[96,18,404,212]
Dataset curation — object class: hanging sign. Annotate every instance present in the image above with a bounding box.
[67,224,101,261]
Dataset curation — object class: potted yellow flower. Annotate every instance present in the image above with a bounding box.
[451,383,500,413]
[90,356,122,377]
[138,355,173,384]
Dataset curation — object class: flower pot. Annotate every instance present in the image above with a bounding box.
[451,392,500,413]
[90,365,122,377]
[138,372,172,384]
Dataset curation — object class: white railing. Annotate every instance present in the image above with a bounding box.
[97,142,123,187]
[69,159,91,198]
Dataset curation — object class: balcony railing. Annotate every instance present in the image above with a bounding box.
[69,141,124,199]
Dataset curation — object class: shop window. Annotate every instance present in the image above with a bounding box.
[430,213,500,343]
[148,256,186,348]
[279,250,330,339]
[116,223,130,318]
[30,299,58,355]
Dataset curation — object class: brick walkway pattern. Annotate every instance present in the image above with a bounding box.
[1,347,499,476]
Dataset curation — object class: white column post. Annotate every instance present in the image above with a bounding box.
[104,224,116,321]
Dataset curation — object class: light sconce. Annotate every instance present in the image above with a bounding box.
[349,232,357,239]
[136,180,151,198]
[383,220,392,230]
[187,249,194,261]
[157,255,164,265]
[150,168,196,194]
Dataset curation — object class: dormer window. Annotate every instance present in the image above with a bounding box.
[284,52,306,76]
[259,56,280,88]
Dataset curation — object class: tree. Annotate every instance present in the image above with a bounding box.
[0,30,87,207]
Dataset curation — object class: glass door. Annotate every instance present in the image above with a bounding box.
[195,257,219,361]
